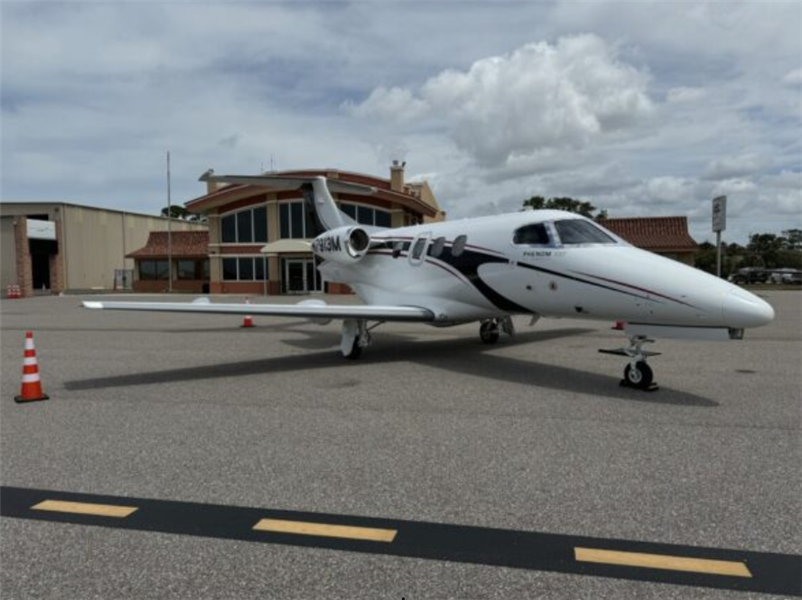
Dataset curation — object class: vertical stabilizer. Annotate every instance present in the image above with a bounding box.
[306,177,356,233]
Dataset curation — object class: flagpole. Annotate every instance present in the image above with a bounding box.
[167,151,172,292]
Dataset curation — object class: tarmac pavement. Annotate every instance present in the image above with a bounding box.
[1,291,800,599]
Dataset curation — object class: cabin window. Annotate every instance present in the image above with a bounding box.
[451,235,467,257]
[392,241,404,258]
[554,219,616,244]
[411,238,427,260]
[430,237,446,258]
[513,223,550,245]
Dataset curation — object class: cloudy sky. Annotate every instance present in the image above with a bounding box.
[2,1,800,243]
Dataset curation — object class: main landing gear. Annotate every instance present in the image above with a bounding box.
[340,319,376,360]
[599,335,661,391]
[479,317,515,344]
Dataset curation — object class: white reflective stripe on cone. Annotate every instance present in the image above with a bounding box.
[22,374,41,383]
[25,339,35,350]
[24,357,38,366]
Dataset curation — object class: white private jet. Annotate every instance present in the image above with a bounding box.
[84,172,775,390]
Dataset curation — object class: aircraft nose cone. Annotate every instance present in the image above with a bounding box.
[722,289,775,328]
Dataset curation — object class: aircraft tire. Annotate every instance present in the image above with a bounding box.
[624,361,653,390]
[479,321,500,344]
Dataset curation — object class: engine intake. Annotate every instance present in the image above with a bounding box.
[312,226,371,264]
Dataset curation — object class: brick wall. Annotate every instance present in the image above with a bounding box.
[13,217,32,298]
[49,219,64,293]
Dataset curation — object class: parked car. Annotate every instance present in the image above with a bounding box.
[730,267,769,285]
[769,268,802,284]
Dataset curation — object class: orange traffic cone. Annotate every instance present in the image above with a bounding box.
[15,331,49,403]
[241,298,254,328]
[612,320,626,330]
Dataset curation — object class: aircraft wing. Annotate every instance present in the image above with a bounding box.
[82,300,435,322]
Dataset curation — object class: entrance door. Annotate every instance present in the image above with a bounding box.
[283,258,323,294]
[31,253,51,291]
[285,259,307,293]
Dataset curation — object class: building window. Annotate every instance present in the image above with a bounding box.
[222,258,238,280]
[222,257,268,281]
[177,260,209,280]
[279,202,310,239]
[340,202,391,227]
[221,206,267,244]
[177,260,196,280]
[140,260,169,281]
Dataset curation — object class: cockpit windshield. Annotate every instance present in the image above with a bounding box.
[553,219,617,245]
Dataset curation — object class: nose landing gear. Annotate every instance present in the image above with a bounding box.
[599,334,660,391]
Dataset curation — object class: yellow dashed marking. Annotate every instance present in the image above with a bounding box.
[31,500,138,518]
[575,547,752,578]
[253,518,397,542]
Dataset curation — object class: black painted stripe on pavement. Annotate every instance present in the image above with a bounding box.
[1,486,799,596]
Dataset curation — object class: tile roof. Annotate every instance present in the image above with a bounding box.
[185,169,439,217]
[127,231,209,259]
[602,216,698,252]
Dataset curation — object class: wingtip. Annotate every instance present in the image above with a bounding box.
[82,301,104,310]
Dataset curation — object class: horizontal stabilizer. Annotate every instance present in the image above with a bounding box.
[82,300,434,322]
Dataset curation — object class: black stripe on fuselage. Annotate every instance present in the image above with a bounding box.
[369,238,530,314]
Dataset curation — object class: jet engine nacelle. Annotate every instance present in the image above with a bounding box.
[311,226,371,264]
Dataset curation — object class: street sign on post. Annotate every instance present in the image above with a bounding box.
[712,195,727,232]
[712,196,727,277]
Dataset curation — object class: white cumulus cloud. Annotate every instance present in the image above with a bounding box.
[350,34,653,167]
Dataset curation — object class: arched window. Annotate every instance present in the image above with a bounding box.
[221,206,267,243]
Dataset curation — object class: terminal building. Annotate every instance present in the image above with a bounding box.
[180,162,445,295]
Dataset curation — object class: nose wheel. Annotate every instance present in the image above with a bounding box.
[599,334,660,391]
[624,361,654,390]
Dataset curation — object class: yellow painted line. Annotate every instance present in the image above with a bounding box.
[31,500,138,519]
[575,547,752,578]
[253,518,397,543]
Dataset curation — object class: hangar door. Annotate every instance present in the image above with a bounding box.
[27,219,58,291]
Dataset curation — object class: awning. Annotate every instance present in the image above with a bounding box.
[260,239,312,255]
